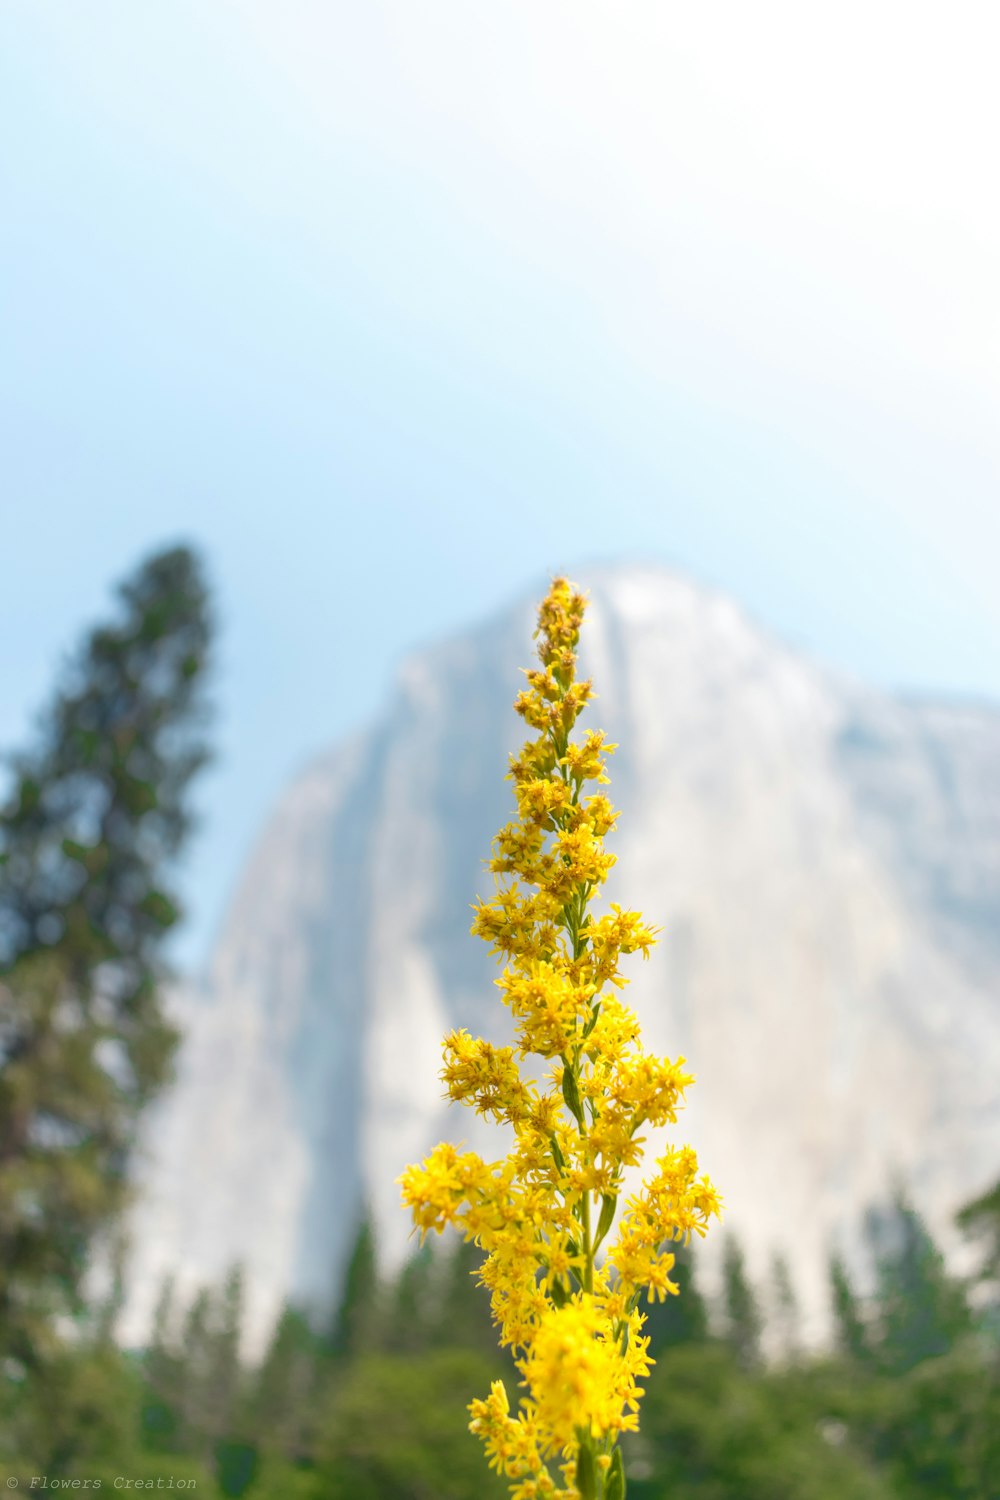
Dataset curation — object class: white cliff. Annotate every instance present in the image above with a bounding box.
[121,564,1000,1354]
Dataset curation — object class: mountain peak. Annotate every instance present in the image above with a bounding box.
[122,570,1000,1355]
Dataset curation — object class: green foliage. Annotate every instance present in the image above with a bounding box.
[240,1458,319,1500]
[0,1338,142,1475]
[315,1349,509,1500]
[866,1192,974,1375]
[328,1215,378,1360]
[142,1275,184,1452]
[830,1251,873,1365]
[867,1345,1000,1499]
[2,1208,998,1500]
[0,544,212,1366]
[810,1199,997,1500]
[640,1236,709,1356]
[956,1176,1000,1296]
[1,543,211,983]
[251,1302,324,1461]
[145,1267,251,1467]
[216,1438,259,1499]
[769,1250,800,1363]
[426,1237,509,1369]
[203,1268,248,1447]
[721,1232,763,1370]
[384,1239,437,1354]
[628,1342,891,1500]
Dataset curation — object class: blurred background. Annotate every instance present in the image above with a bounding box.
[1,4,998,1497]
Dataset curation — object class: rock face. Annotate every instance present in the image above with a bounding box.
[121,565,1000,1354]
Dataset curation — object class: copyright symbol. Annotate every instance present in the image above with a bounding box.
[7,1478,18,1487]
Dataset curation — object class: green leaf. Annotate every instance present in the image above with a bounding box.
[595,1193,617,1247]
[575,1443,597,1500]
[561,1064,584,1124]
[550,1279,569,1307]
[606,1445,626,1500]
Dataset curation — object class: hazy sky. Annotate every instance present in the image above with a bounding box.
[2,3,998,967]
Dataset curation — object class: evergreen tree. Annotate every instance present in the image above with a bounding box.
[868,1192,972,1374]
[769,1250,800,1363]
[385,1242,436,1354]
[642,1238,709,1357]
[92,1230,127,1348]
[0,544,212,1364]
[956,1177,1000,1298]
[142,1274,183,1453]
[721,1233,763,1370]
[634,1342,891,1500]
[329,1216,378,1360]
[177,1288,214,1458]
[167,1270,248,1464]
[252,1302,322,1461]
[830,1251,872,1365]
[203,1265,246,1447]
[317,1349,509,1500]
[435,1237,482,1342]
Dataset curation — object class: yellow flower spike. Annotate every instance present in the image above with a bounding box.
[399,576,722,1498]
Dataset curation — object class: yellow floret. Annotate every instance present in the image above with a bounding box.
[399,576,722,1498]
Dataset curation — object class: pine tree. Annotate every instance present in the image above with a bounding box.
[166,1270,248,1465]
[92,1231,128,1348]
[328,1216,378,1360]
[142,1274,183,1453]
[203,1266,246,1446]
[829,1251,872,1365]
[177,1288,213,1455]
[956,1177,1000,1298]
[210,1273,257,1500]
[252,1301,322,1460]
[385,1242,436,1355]
[432,1238,508,1365]
[769,1250,800,1363]
[721,1233,763,1370]
[868,1191,972,1374]
[0,544,212,1364]
[642,1238,709,1357]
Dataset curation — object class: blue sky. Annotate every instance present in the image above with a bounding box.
[2,2,998,968]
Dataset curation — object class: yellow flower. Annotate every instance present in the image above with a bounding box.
[398,576,722,1497]
[522,1295,636,1452]
[441,1029,534,1123]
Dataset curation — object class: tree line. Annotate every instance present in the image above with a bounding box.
[3,1197,999,1498]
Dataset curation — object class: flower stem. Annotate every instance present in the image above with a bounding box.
[581,1179,594,1294]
